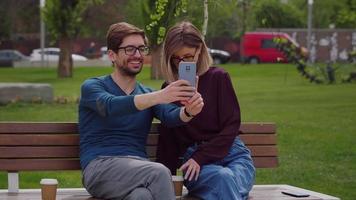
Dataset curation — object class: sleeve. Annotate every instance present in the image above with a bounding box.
[156,124,181,174]
[191,72,241,166]
[152,104,184,127]
[80,78,139,117]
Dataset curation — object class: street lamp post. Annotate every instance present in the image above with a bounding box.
[40,0,45,67]
[307,0,313,63]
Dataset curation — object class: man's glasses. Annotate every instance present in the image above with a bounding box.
[171,55,195,65]
[118,45,150,56]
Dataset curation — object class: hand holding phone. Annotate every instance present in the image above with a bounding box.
[179,62,196,87]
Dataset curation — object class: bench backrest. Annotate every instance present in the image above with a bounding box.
[0,122,277,172]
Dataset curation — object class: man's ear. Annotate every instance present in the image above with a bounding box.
[108,50,117,62]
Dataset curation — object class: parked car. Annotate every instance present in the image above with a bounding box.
[240,32,306,64]
[100,46,109,61]
[30,47,88,61]
[0,49,29,67]
[208,48,231,64]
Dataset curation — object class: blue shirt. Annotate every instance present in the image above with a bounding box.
[79,75,183,169]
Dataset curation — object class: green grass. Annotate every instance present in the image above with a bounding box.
[0,64,355,199]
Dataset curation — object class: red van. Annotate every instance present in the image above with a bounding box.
[241,32,301,64]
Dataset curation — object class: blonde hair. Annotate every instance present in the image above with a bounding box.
[161,21,212,82]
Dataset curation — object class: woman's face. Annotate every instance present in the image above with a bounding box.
[171,46,197,68]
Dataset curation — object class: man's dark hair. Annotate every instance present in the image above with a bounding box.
[106,22,148,53]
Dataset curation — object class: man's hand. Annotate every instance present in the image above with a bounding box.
[134,79,195,111]
[180,158,200,181]
[159,80,195,104]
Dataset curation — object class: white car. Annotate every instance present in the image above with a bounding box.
[30,47,88,61]
[100,46,109,61]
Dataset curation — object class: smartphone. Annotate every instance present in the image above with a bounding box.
[178,61,196,87]
[281,191,310,198]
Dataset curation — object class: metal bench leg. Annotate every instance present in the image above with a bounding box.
[8,172,19,193]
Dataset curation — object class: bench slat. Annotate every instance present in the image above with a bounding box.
[252,157,278,168]
[0,157,278,171]
[0,147,79,158]
[0,159,81,171]
[0,122,77,133]
[248,146,278,156]
[0,134,276,146]
[146,146,278,157]
[239,123,276,134]
[0,134,79,145]
[0,145,277,158]
[0,134,158,146]
[145,134,277,146]
[0,122,275,134]
[0,147,156,158]
[240,134,276,145]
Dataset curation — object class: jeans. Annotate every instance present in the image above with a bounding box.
[183,137,255,200]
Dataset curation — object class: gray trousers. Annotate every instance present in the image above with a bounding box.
[83,156,176,200]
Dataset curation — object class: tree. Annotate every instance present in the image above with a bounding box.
[123,0,188,79]
[0,1,11,40]
[124,0,243,45]
[0,0,39,41]
[336,0,356,28]
[42,0,102,78]
[202,0,208,39]
[290,0,356,28]
[254,0,304,28]
[81,0,128,38]
[182,0,253,40]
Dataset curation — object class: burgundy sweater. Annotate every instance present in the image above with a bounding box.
[157,67,241,173]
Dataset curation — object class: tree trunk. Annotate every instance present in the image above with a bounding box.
[202,0,208,40]
[58,36,73,78]
[150,44,163,80]
[241,0,247,35]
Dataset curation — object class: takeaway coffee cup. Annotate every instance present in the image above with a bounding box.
[172,175,184,197]
[40,178,58,200]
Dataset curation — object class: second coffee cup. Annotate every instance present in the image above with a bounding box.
[172,175,184,197]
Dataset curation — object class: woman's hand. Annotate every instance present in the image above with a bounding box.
[181,76,203,116]
[180,158,200,181]
[183,92,204,117]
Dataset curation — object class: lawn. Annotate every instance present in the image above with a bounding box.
[0,64,355,200]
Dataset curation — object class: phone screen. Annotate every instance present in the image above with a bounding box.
[178,61,196,87]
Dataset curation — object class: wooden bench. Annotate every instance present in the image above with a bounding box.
[0,122,339,200]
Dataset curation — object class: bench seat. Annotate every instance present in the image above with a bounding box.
[0,121,339,199]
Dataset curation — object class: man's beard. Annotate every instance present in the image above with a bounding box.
[119,64,143,77]
[116,58,143,77]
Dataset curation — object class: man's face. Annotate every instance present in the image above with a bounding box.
[110,34,146,77]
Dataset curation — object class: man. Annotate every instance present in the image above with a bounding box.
[79,22,204,200]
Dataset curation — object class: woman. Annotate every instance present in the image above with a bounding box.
[157,21,255,200]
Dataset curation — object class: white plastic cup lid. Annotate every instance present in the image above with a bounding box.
[40,178,58,185]
[172,175,184,181]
